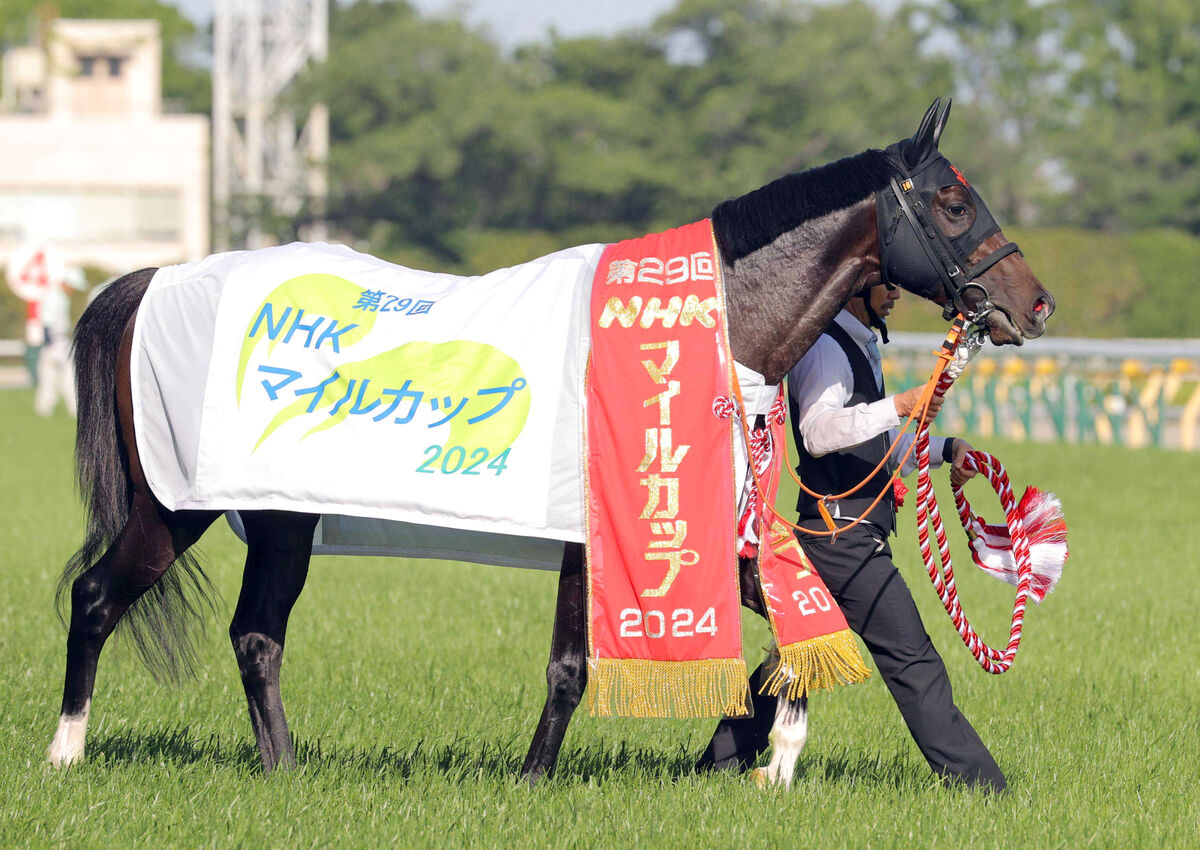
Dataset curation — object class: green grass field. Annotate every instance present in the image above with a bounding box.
[1,388,1197,848]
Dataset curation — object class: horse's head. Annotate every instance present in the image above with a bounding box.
[878,99,1055,345]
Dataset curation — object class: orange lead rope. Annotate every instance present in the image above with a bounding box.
[732,316,1062,670]
[731,318,966,538]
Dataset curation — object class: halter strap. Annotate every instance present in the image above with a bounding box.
[886,175,1022,321]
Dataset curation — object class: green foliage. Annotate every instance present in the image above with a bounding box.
[296,0,1200,290]
[301,0,952,265]
[1121,230,1200,337]
[1054,0,1200,233]
[913,0,1070,227]
[924,0,1200,233]
[4,0,1197,339]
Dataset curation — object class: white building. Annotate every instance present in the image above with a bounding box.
[0,19,209,272]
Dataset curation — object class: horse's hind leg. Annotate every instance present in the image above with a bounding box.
[230,510,318,773]
[49,497,217,767]
[696,556,778,773]
[695,657,779,772]
[521,541,586,784]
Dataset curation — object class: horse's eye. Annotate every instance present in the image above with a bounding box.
[948,204,968,217]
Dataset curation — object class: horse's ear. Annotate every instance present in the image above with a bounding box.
[931,97,952,149]
[906,97,941,167]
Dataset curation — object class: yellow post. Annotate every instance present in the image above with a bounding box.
[1001,358,1028,440]
[1182,380,1200,452]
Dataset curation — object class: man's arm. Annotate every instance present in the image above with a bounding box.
[890,434,980,486]
[891,430,953,476]
[788,338,944,457]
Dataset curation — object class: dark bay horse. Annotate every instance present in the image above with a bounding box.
[48,99,1054,781]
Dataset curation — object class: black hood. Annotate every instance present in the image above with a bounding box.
[872,99,1020,318]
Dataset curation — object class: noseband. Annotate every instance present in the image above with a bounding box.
[876,148,1021,322]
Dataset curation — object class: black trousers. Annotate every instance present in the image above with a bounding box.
[699,527,1006,792]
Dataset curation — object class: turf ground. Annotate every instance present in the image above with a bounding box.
[1,387,1197,848]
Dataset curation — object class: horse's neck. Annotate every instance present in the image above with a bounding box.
[723,198,879,385]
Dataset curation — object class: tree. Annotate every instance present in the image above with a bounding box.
[647,0,955,198]
[302,0,958,267]
[909,0,1072,227]
[300,1,534,263]
[1054,0,1200,233]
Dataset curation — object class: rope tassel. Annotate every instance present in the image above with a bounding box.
[961,486,1067,604]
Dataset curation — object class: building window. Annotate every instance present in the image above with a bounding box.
[74,54,125,78]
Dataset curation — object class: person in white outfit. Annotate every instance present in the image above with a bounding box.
[33,272,84,417]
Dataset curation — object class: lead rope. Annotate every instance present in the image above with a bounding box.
[913,321,1034,673]
[728,317,1047,673]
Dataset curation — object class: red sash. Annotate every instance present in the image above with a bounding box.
[585,221,869,717]
[585,220,747,717]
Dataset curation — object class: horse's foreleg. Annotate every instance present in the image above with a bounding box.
[748,692,809,790]
[230,511,317,774]
[49,495,216,767]
[520,541,586,784]
[709,546,827,788]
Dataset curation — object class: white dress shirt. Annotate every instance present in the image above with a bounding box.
[787,310,949,477]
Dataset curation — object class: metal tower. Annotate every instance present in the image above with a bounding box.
[213,0,328,250]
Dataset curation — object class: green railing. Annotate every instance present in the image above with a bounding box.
[883,334,1200,450]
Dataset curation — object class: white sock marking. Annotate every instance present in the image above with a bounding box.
[752,694,808,790]
[47,699,90,768]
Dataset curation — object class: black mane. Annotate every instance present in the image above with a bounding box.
[712,149,895,264]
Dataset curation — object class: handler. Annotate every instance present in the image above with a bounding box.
[700,281,1007,792]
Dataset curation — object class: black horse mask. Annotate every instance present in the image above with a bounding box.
[876,98,1021,320]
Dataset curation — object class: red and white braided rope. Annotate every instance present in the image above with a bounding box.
[914,367,1033,674]
[715,391,787,557]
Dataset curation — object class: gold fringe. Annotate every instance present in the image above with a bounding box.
[587,657,750,718]
[761,630,872,701]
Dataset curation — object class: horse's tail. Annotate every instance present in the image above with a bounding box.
[56,269,217,681]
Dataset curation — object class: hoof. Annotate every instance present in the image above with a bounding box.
[521,768,547,788]
[748,766,792,790]
[47,709,89,768]
[46,739,85,768]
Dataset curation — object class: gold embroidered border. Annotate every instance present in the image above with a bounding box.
[761,630,872,701]
[587,657,750,718]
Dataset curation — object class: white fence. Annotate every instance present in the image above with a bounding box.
[0,339,31,388]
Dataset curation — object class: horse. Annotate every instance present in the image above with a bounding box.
[47,98,1054,785]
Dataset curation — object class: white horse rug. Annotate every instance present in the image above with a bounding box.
[133,242,775,569]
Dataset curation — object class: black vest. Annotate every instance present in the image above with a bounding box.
[790,321,896,536]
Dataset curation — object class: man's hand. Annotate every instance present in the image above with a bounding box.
[950,438,978,488]
[894,385,943,421]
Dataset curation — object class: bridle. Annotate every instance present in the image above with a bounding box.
[877,148,1022,323]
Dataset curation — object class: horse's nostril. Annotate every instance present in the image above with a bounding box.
[1034,293,1055,319]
